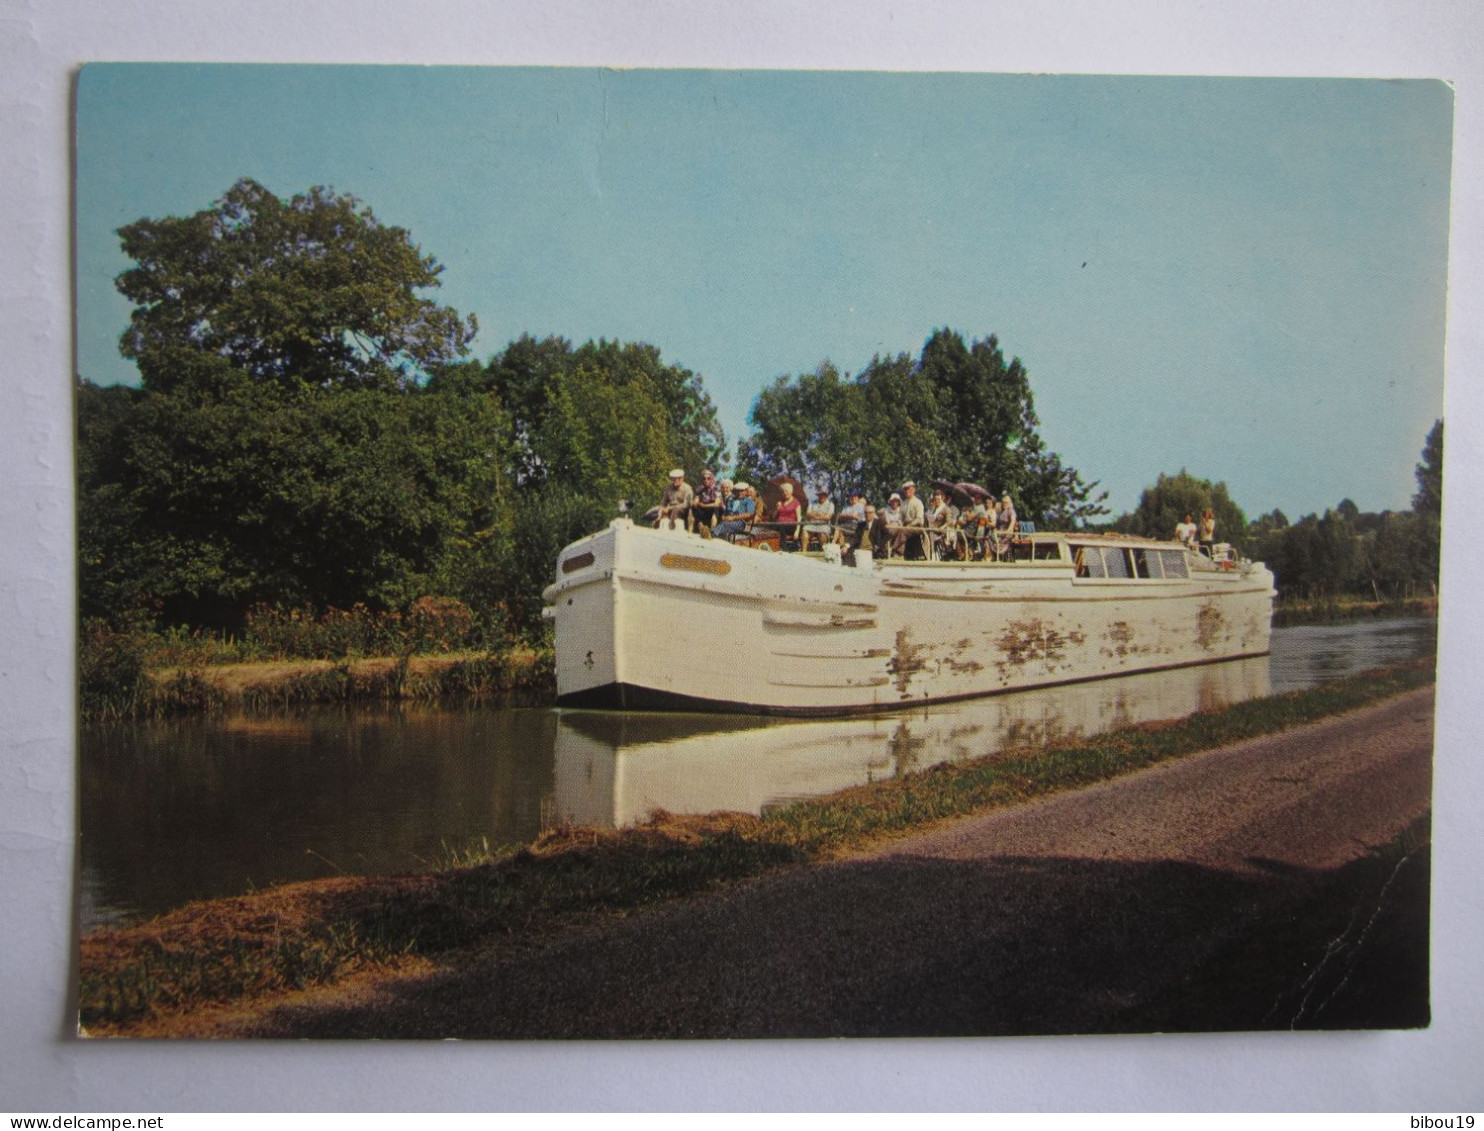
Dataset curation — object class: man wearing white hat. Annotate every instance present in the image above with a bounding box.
[657,468,694,530]
[711,481,756,541]
[897,481,926,558]
[803,486,836,551]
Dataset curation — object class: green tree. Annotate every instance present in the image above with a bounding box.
[1225,420,1442,601]
[1411,419,1443,592]
[116,179,477,396]
[1413,419,1443,516]
[77,378,511,628]
[1112,471,1247,548]
[734,362,869,497]
[1369,511,1428,598]
[1245,509,1289,583]
[533,363,676,508]
[1259,508,1368,599]
[917,330,1025,491]
[736,329,1106,524]
[461,335,726,488]
[569,339,725,478]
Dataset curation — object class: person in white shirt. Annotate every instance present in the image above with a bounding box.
[897,481,926,558]
[838,490,866,525]
[1174,513,1197,550]
[804,488,836,550]
[1199,509,1217,557]
[926,490,951,527]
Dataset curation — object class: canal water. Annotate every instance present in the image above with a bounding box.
[79,616,1437,929]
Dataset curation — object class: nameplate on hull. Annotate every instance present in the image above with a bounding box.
[659,553,732,576]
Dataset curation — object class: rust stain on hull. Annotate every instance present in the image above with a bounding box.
[1197,601,1225,650]
[889,631,989,695]
[994,618,1084,676]
[888,628,929,694]
[943,635,984,676]
[1240,613,1264,649]
[1101,619,1164,660]
[1104,620,1136,658]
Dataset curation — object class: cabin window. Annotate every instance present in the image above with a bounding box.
[1075,544,1188,580]
[1032,540,1062,561]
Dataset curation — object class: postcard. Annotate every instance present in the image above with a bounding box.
[73,65,1449,1042]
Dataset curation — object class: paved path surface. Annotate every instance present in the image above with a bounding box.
[238,688,1435,1038]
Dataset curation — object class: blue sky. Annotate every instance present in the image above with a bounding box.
[75,65,1452,520]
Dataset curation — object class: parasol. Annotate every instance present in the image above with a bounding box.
[929,478,960,501]
[760,474,806,519]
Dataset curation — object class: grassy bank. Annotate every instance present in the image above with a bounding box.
[1273,594,1437,627]
[78,598,549,721]
[82,648,555,722]
[79,658,1435,1036]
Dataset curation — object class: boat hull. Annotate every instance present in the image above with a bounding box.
[542,519,1276,716]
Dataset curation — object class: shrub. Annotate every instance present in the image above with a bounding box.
[405,596,476,654]
[242,597,499,661]
[78,619,151,721]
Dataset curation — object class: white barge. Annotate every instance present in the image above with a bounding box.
[541,519,1276,715]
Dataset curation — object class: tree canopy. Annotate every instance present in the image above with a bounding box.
[1410,418,1443,586]
[77,379,512,626]
[116,179,478,396]
[432,335,726,491]
[1413,419,1443,517]
[1111,470,1248,546]
[736,328,1106,526]
[86,181,733,638]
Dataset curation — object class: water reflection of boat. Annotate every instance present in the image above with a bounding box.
[552,655,1273,828]
[542,519,1275,714]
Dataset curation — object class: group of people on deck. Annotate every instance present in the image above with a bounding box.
[654,469,1023,561]
[1174,509,1218,557]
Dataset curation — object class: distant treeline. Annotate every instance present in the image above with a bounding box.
[1108,420,1443,602]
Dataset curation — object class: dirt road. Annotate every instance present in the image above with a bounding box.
[234,687,1436,1038]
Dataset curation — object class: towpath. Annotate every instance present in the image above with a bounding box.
[231,687,1436,1038]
